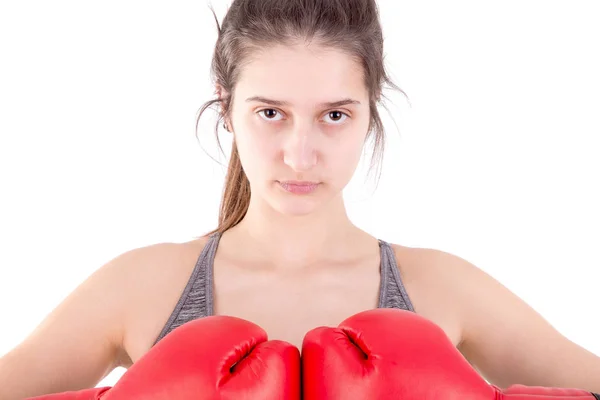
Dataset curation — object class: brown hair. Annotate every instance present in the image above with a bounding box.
[197,0,408,237]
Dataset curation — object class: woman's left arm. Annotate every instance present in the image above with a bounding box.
[439,251,600,392]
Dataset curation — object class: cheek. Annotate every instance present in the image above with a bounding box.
[235,132,277,176]
[327,135,366,180]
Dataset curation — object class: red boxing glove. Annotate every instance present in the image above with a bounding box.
[28,316,300,400]
[302,308,599,400]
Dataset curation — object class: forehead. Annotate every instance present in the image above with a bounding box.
[235,43,367,105]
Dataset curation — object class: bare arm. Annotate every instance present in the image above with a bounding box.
[0,247,144,399]
[436,251,600,392]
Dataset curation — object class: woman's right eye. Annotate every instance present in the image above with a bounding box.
[257,109,283,121]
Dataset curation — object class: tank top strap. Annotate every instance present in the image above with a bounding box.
[377,239,416,312]
[152,231,220,346]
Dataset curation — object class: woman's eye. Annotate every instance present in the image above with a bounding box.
[258,108,283,121]
[324,111,348,124]
[257,109,349,124]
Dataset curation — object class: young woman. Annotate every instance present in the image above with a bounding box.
[1,0,599,398]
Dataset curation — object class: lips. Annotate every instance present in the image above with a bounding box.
[279,180,319,186]
[277,180,320,194]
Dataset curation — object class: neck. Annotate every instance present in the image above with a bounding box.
[224,193,364,267]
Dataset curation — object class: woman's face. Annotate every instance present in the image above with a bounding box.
[226,43,372,216]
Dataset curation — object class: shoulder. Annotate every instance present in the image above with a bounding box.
[388,242,505,314]
[387,243,545,345]
[387,243,486,347]
[388,242,479,291]
[116,236,211,284]
[118,236,211,307]
[113,236,211,367]
[387,242,456,286]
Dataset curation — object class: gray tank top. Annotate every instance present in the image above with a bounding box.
[152,231,415,346]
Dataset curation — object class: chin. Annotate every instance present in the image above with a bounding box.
[266,181,325,216]
[271,197,320,216]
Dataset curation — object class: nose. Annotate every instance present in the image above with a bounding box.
[282,123,318,171]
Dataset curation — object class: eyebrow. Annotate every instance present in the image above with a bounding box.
[245,96,361,108]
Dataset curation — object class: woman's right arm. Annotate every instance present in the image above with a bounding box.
[0,247,143,399]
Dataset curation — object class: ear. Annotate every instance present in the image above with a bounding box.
[215,83,226,99]
[215,84,232,133]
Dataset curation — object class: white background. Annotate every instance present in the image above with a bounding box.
[0,0,598,388]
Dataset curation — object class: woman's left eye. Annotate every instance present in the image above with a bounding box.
[323,111,349,124]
